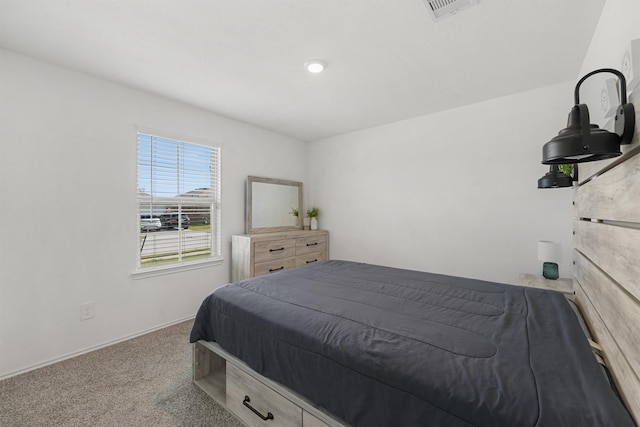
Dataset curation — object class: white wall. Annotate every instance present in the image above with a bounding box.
[307,82,576,284]
[580,0,640,75]
[0,49,306,379]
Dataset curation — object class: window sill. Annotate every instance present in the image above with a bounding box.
[132,257,224,280]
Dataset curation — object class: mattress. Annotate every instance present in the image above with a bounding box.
[190,260,634,427]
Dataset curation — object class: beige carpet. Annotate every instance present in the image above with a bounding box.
[0,320,243,427]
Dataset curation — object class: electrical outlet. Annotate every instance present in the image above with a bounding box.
[80,302,95,321]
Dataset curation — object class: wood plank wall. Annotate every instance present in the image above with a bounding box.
[573,148,640,423]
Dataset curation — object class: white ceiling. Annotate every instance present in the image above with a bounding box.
[0,0,605,141]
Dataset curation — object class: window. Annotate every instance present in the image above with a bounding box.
[137,131,221,270]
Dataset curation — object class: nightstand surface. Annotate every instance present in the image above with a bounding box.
[518,273,574,295]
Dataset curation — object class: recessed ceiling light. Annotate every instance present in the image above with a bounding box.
[304,60,326,73]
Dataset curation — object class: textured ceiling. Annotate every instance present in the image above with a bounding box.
[0,0,605,141]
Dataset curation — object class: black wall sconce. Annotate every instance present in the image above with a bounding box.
[537,164,578,189]
[542,68,635,165]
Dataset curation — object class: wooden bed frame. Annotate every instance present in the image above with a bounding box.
[193,113,640,426]
[573,132,640,423]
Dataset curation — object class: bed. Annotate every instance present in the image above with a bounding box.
[191,144,640,427]
[190,259,635,426]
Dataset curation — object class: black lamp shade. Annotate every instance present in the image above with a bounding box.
[538,165,574,188]
[542,104,622,164]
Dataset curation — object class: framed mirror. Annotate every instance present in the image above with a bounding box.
[247,176,303,233]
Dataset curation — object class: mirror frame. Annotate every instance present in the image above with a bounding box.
[246,176,303,234]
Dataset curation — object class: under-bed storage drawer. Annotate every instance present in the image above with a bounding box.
[194,341,343,427]
[227,363,302,427]
[303,411,332,427]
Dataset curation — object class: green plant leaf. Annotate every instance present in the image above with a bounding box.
[558,164,573,176]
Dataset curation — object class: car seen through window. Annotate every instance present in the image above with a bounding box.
[160,213,190,230]
[140,215,162,231]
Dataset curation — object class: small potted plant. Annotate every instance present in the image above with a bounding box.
[306,207,319,230]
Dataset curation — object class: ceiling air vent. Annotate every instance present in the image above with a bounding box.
[422,0,478,22]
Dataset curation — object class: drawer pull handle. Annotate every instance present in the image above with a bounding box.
[269,247,285,252]
[243,395,274,421]
[306,242,318,246]
[306,259,318,264]
[269,266,284,272]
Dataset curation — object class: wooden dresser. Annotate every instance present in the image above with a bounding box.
[231,230,329,281]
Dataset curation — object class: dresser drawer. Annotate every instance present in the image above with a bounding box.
[254,257,297,277]
[295,235,327,256]
[227,363,302,427]
[254,239,296,263]
[295,251,327,267]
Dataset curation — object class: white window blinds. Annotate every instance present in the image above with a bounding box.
[137,132,221,269]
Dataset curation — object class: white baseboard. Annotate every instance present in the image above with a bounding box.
[0,315,195,381]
